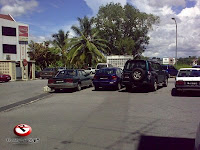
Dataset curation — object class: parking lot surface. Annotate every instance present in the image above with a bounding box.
[0,78,199,150]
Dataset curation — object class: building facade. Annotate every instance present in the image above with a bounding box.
[106,55,133,69]
[0,14,35,81]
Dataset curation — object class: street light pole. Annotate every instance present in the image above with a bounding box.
[172,18,177,67]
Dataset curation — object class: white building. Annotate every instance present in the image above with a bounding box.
[0,14,35,80]
[162,58,176,65]
[106,55,133,69]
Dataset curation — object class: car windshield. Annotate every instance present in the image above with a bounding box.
[178,70,200,77]
[56,70,76,78]
[97,69,115,74]
[43,68,54,71]
[97,64,107,69]
[124,61,146,70]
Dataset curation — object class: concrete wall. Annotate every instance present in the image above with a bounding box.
[0,18,29,61]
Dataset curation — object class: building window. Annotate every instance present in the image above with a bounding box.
[2,26,16,36]
[3,44,17,54]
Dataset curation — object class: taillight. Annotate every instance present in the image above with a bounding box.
[93,75,97,80]
[48,79,55,84]
[112,76,117,80]
[64,78,73,83]
[176,80,184,85]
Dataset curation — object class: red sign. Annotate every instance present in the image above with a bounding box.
[23,59,28,66]
[19,26,28,37]
[14,124,32,136]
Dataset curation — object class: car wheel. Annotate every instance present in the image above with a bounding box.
[116,82,122,90]
[151,80,158,91]
[171,88,178,96]
[76,83,81,91]
[125,85,132,91]
[55,89,60,92]
[163,77,168,87]
[94,86,99,91]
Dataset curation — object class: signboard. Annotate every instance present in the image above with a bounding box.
[163,58,169,64]
[19,26,28,41]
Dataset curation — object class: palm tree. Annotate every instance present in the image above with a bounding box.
[52,29,69,66]
[68,16,109,68]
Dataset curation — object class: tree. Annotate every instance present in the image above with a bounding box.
[95,3,159,58]
[68,16,109,68]
[52,29,69,66]
[28,41,60,70]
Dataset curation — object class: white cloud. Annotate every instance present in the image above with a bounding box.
[84,0,127,15]
[128,0,200,58]
[0,0,38,17]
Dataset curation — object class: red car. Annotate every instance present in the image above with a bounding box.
[0,74,11,82]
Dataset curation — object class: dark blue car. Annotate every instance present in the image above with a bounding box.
[162,65,178,77]
[93,67,123,90]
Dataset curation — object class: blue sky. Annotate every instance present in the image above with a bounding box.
[0,0,200,58]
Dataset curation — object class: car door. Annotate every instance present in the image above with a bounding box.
[156,63,165,83]
[78,70,85,86]
[81,70,91,86]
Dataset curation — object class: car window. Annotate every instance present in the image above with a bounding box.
[162,65,167,70]
[43,68,53,71]
[81,71,86,76]
[124,61,146,70]
[169,65,176,69]
[178,70,200,77]
[98,69,115,74]
[56,70,76,77]
[97,64,107,69]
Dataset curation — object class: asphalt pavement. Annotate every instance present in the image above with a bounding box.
[0,78,200,150]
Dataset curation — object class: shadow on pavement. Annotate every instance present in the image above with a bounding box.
[171,88,200,97]
[137,135,195,150]
[119,86,164,93]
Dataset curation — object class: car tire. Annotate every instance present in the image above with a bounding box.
[116,82,122,90]
[163,77,168,87]
[125,85,132,91]
[151,80,158,91]
[55,89,60,92]
[94,86,100,91]
[132,68,145,81]
[76,83,81,91]
[171,88,178,96]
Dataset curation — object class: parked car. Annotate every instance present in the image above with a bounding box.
[58,67,66,72]
[193,65,200,68]
[122,60,168,91]
[195,122,200,150]
[35,71,40,78]
[85,67,96,74]
[40,68,58,79]
[95,63,113,72]
[0,73,11,82]
[47,69,93,92]
[172,68,200,96]
[93,67,123,90]
[162,64,178,77]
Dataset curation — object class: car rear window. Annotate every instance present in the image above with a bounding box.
[97,64,107,69]
[43,68,54,71]
[178,70,200,77]
[56,70,77,78]
[97,69,115,74]
[124,61,146,70]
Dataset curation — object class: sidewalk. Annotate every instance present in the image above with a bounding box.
[0,79,48,108]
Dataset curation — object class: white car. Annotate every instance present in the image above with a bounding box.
[172,68,200,95]
[84,67,96,74]
[195,122,200,150]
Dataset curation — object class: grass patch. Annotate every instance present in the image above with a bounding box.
[175,64,192,70]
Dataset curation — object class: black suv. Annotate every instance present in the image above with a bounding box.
[122,60,168,91]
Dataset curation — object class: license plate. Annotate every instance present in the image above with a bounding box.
[124,75,129,79]
[56,81,64,83]
[100,78,108,80]
[186,82,198,85]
